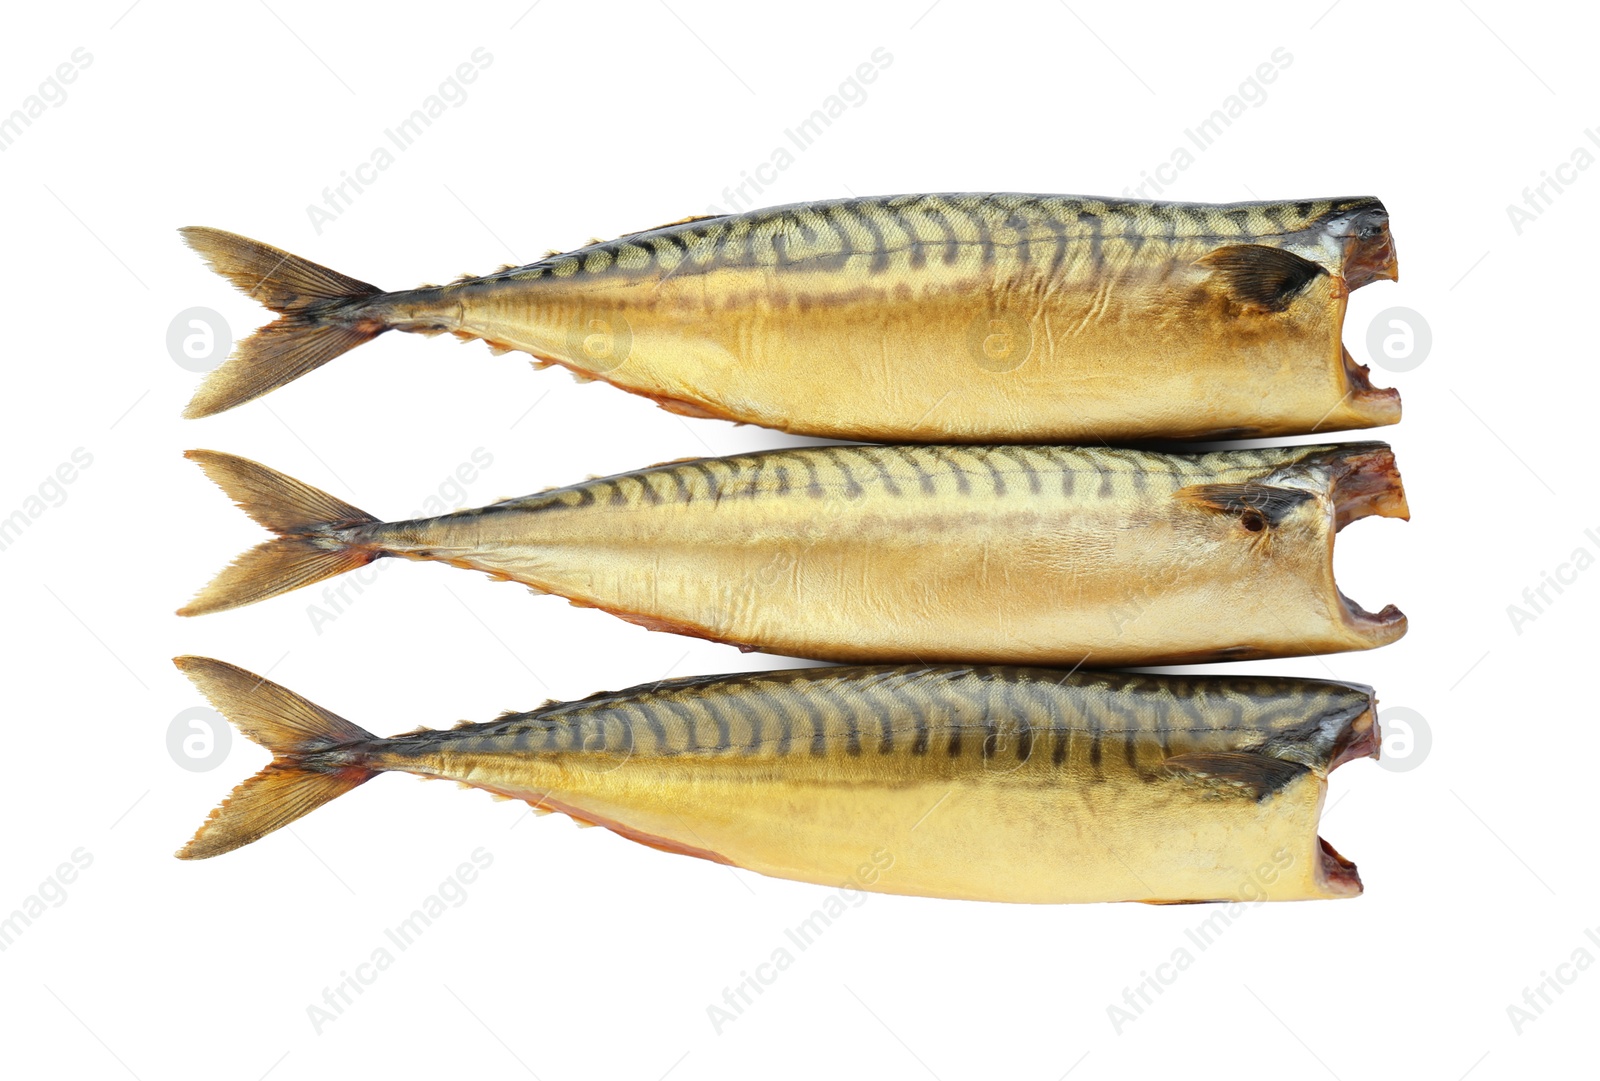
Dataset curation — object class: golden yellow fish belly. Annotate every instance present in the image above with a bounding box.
[463,245,1379,442]
[435,752,1341,903]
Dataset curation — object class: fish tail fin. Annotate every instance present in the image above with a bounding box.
[179,449,384,616]
[174,656,381,859]
[179,227,389,418]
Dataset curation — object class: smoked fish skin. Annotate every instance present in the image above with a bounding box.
[179,194,1400,440]
[180,441,1409,666]
[174,657,1379,904]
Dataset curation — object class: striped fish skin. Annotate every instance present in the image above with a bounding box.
[182,441,1409,666]
[378,194,1400,442]
[176,659,1379,904]
[181,194,1401,438]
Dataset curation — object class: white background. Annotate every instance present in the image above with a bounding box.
[1,1,1592,1077]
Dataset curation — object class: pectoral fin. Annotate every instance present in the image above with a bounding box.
[1197,244,1324,312]
[1162,752,1307,801]
[1174,482,1315,528]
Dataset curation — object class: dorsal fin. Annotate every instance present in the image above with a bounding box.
[1197,244,1323,311]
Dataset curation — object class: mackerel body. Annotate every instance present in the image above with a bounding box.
[181,194,1402,439]
[183,442,1410,666]
[176,659,1379,904]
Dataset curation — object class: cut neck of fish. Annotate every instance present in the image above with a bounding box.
[1337,587,1406,641]
[1317,837,1364,897]
[1339,346,1402,428]
[1340,208,1400,291]
[1325,444,1410,642]
[1328,704,1381,771]
[1313,705,1379,898]
[1330,444,1411,531]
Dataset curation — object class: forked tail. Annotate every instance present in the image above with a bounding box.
[179,227,389,418]
[175,657,380,859]
[179,449,384,616]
